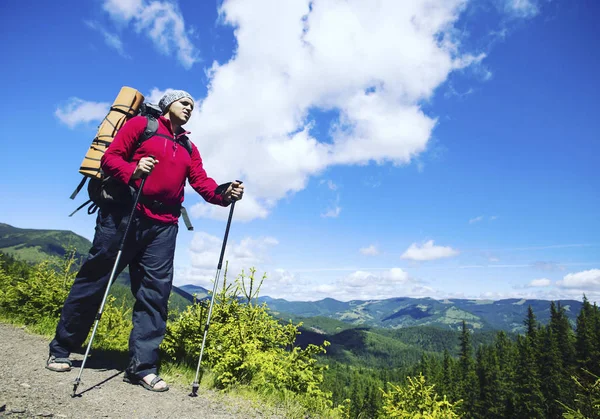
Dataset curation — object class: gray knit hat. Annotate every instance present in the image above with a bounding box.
[158,90,194,113]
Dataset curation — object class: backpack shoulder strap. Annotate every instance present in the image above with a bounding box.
[180,137,193,156]
[139,116,158,146]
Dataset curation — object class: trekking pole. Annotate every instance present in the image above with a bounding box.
[190,182,241,397]
[72,157,155,397]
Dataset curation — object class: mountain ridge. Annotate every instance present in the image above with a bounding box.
[254,294,582,333]
[1,221,582,334]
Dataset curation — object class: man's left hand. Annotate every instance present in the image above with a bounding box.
[224,181,244,203]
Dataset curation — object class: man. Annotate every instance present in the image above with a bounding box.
[47,90,244,392]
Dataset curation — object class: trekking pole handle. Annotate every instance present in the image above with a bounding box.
[230,180,243,202]
[143,155,156,179]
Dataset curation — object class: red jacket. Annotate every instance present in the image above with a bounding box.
[101,115,227,224]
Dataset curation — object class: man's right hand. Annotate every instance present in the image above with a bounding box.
[132,156,159,179]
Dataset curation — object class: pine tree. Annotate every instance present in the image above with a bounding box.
[549,301,577,410]
[538,325,564,418]
[441,349,456,402]
[475,345,503,418]
[495,331,517,418]
[525,305,538,341]
[457,320,478,418]
[514,314,545,419]
[576,296,597,377]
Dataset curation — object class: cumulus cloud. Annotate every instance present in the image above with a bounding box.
[401,240,460,261]
[176,0,490,220]
[528,278,551,287]
[55,98,110,128]
[179,231,279,288]
[73,0,538,223]
[101,0,199,68]
[360,245,379,256]
[310,268,433,301]
[557,269,600,290]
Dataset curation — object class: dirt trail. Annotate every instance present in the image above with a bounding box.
[0,323,283,418]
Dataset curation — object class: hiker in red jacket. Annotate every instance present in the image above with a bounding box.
[47,90,244,392]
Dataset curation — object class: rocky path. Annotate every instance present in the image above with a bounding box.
[0,323,283,418]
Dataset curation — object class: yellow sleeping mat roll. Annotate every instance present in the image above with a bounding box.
[78,86,144,179]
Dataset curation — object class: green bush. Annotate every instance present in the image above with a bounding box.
[162,268,334,414]
[379,373,462,419]
[560,371,600,419]
[0,250,132,346]
[0,251,75,325]
[93,295,133,351]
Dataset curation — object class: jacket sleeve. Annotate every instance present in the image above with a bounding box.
[100,116,146,184]
[188,143,228,207]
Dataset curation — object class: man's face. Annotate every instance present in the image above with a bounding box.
[168,98,194,125]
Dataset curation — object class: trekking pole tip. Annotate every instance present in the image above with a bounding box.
[71,381,80,398]
[189,382,199,397]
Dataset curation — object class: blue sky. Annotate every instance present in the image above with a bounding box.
[1,0,598,302]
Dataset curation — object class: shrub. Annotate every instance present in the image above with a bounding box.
[560,371,600,419]
[162,268,333,414]
[93,296,133,351]
[0,251,76,324]
[379,373,462,419]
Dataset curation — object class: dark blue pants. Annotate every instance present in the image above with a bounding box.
[49,207,178,379]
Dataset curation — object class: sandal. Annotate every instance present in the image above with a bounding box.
[46,356,72,372]
[124,373,169,392]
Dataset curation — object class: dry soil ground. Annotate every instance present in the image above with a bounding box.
[0,323,284,418]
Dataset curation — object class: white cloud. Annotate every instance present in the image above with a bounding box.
[311,268,432,300]
[502,0,539,19]
[101,0,199,69]
[189,196,269,222]
[321,205,341,218]
[557,269,600,290]
[360,245,379,256]
[179,231,279,288]
[180,0,488,220]
[55,98,110,128]
[85,21,129,58]
[401,240,460,261]
[102,0,143,21]
[528,278,551,287]
[469,215,497,224]
[83,0,538,223]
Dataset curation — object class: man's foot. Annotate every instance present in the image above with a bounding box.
[141,374,169,392]
[46,355,72,372]
[123,372,169,392]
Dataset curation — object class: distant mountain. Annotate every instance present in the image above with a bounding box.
[0,222,91,263]
[179,284,210,300]
[258,295,583,333]
[0,222,194,308]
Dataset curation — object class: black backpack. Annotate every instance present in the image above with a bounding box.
[69,103,194,230]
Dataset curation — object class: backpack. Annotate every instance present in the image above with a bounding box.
[69,86,194,230]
